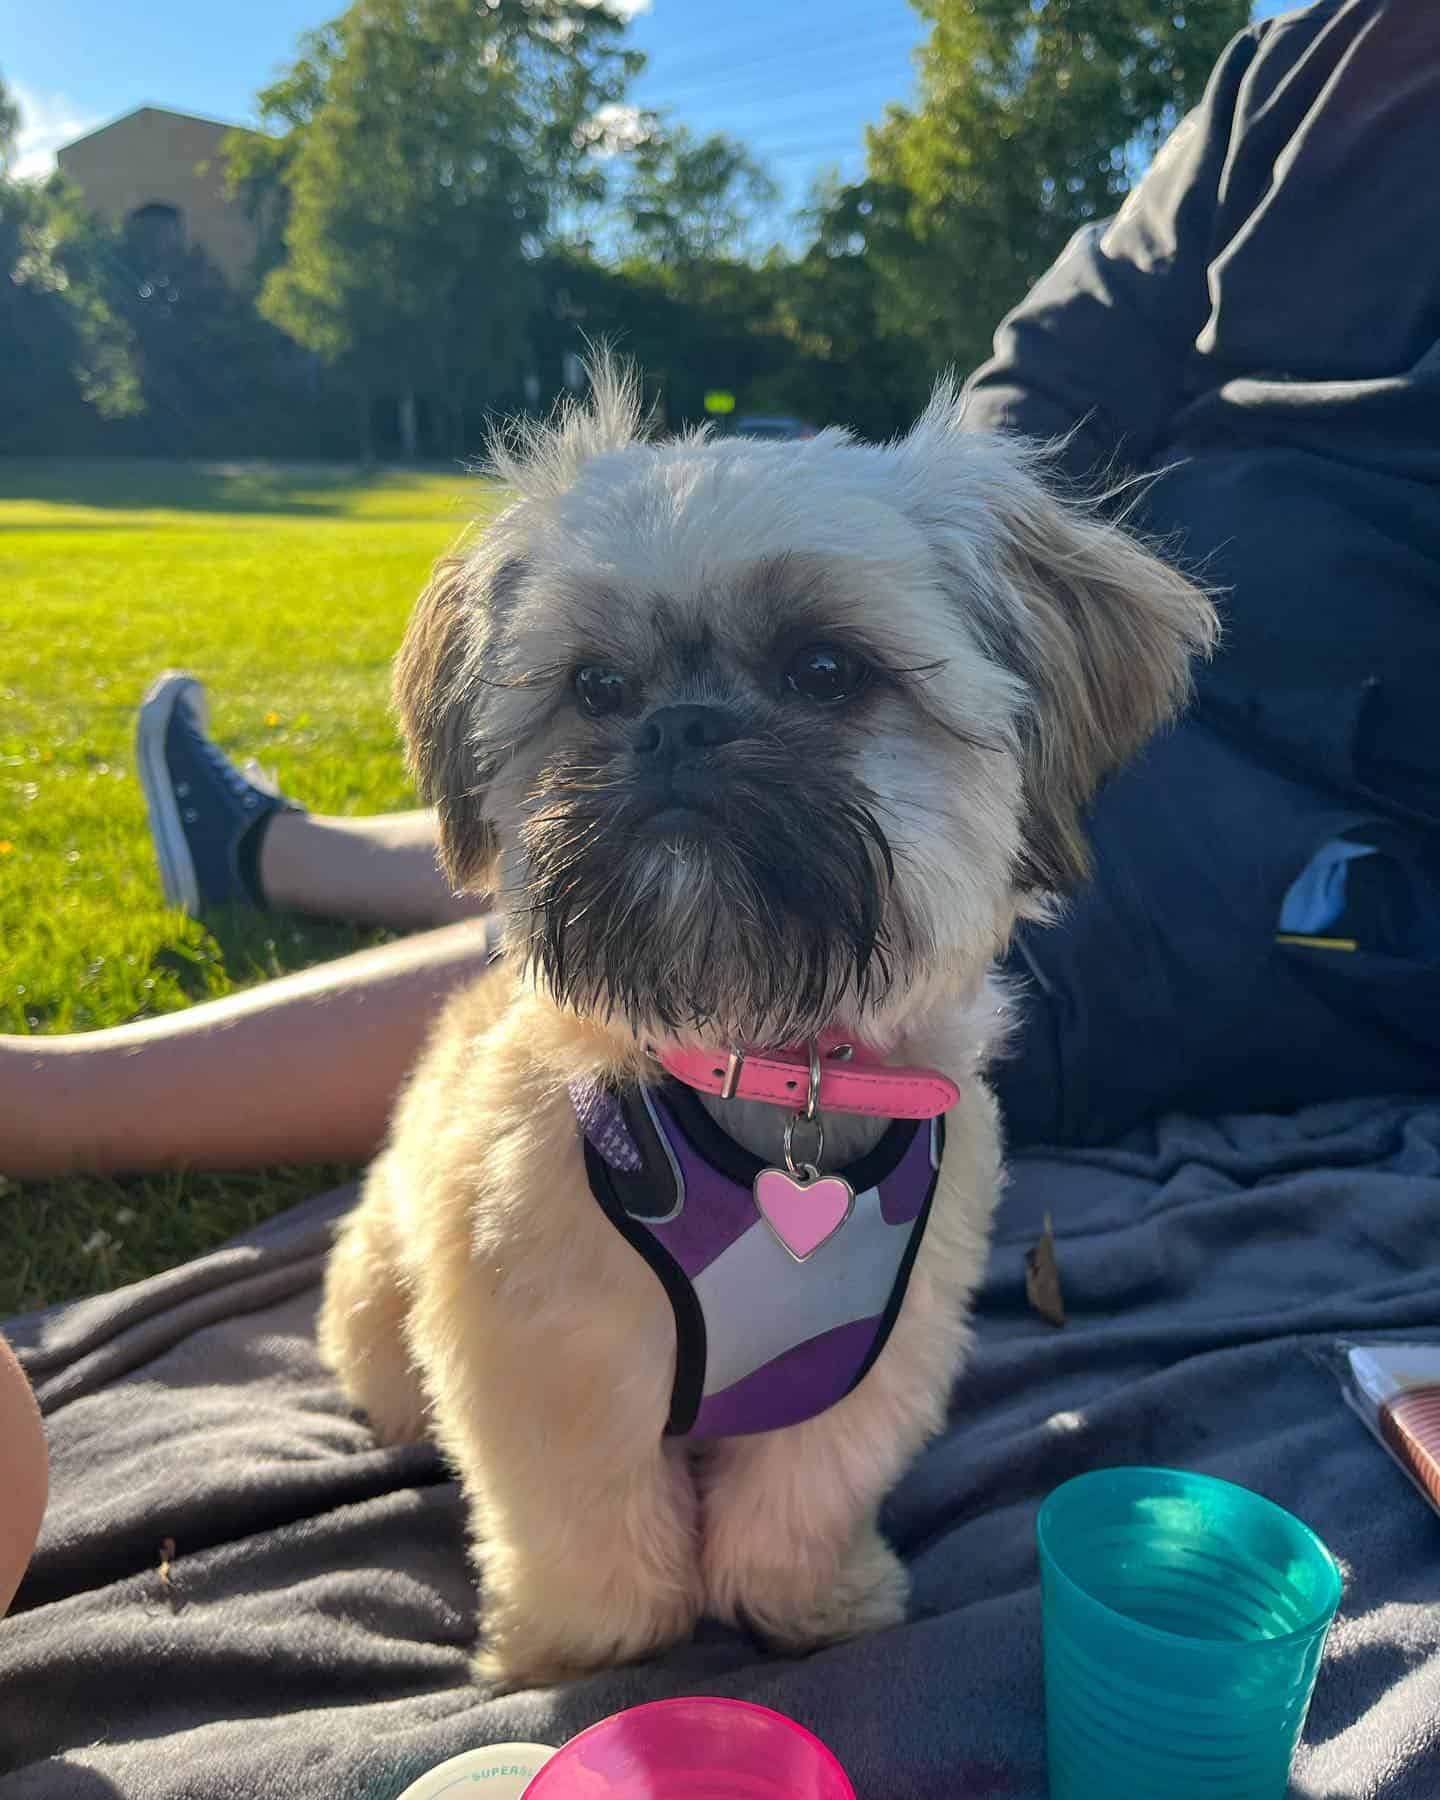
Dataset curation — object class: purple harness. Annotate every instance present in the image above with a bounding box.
[573,1078,942,1438]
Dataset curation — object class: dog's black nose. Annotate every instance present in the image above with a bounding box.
[632,704,741,766]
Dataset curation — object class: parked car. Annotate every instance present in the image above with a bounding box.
[730,415,817,441]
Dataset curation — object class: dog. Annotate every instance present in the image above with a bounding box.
[318,360,1215,1690]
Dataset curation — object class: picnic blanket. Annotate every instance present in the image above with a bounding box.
[4,1094,1439,1798]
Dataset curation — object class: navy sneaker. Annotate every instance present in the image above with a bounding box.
[135,673,303,913]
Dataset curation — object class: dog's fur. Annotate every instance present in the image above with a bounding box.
[318,362,1216,1689]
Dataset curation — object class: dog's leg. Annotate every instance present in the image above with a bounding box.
[700,1307,944,1649]
[413,1217,703,1691]
[702,1133,994,1651]
[317,1159,429,1445]
[463,1431,701,1691]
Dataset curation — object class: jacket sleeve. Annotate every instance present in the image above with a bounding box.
[960,22,1266,482]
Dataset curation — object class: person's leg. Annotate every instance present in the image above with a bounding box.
[1,921,497,1181]
[0,1333,46,1620]
[138,673,482,928]
[993,719,1440,1149]
[257,809,486,929]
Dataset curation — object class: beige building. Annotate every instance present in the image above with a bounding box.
[57,106,266,288]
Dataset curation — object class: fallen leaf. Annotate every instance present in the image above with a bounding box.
[1025,1211,1066,1327]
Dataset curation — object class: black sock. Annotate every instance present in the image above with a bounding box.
[234,811,278,909]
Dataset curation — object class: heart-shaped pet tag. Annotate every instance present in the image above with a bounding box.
[753,1165,855,1262]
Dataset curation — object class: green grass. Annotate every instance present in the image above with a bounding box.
[1,459,505,1316]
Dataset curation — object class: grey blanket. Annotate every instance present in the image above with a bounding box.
[4,1096,1439,1799]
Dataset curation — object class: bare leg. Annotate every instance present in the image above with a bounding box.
[0,1334,46,1620]
[136,675,482,929]
[258,808,487,929]
[0,921,497,1181]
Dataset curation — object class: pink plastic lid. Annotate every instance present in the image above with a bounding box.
[520,1697,856,1799]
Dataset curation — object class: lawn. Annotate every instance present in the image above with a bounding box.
[0,459,505,1316]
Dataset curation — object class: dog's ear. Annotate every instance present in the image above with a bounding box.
[898,384,1218,890]
[393,550,519,890]
[393,362,642,892]
[984,459,1219,892]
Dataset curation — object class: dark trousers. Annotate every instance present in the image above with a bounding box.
[993,720,1440,1150]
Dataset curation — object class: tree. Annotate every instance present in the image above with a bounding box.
[839,0,1249,378]
[227,0,641,458]
[1,69,142,449]
[608,122,779,270]
[526,248,791,434]
[740,243,932,442]
[95,224,355,458]
[0,72,17,158]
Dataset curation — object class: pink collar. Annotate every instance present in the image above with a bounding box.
[656,1032,960,1121]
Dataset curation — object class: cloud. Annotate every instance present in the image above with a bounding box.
[578,0,653,17]
[8,81,104,181]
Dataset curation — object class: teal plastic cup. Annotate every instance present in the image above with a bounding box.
[1037,1467,1343,1800]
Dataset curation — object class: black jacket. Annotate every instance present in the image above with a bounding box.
[962,0,1440,822]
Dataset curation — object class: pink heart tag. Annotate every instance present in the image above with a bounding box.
[753,1166,855,1262]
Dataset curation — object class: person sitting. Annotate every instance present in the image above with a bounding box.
[4,0,1437,1183]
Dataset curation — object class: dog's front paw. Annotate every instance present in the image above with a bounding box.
[471,1584,701,1693]
[764,1530,910,1652]
[706,1520,909,1654]
[471,1637,591,1696]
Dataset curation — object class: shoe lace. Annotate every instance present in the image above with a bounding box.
[241,758,284,799]
[186,719,274,806]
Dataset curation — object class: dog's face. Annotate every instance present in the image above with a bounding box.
[397,365,1215,1048]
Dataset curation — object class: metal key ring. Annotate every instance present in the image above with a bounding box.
[784,1110,825,1178]
[805,1039,822,1121]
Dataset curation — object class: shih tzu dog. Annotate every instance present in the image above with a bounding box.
[318,359,1215,1690]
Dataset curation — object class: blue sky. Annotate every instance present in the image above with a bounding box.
[5,0,1295,208]
[3,0,924,215]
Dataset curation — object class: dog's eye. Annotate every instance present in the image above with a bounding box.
[573,665,628,718]
[783,643,868,704]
